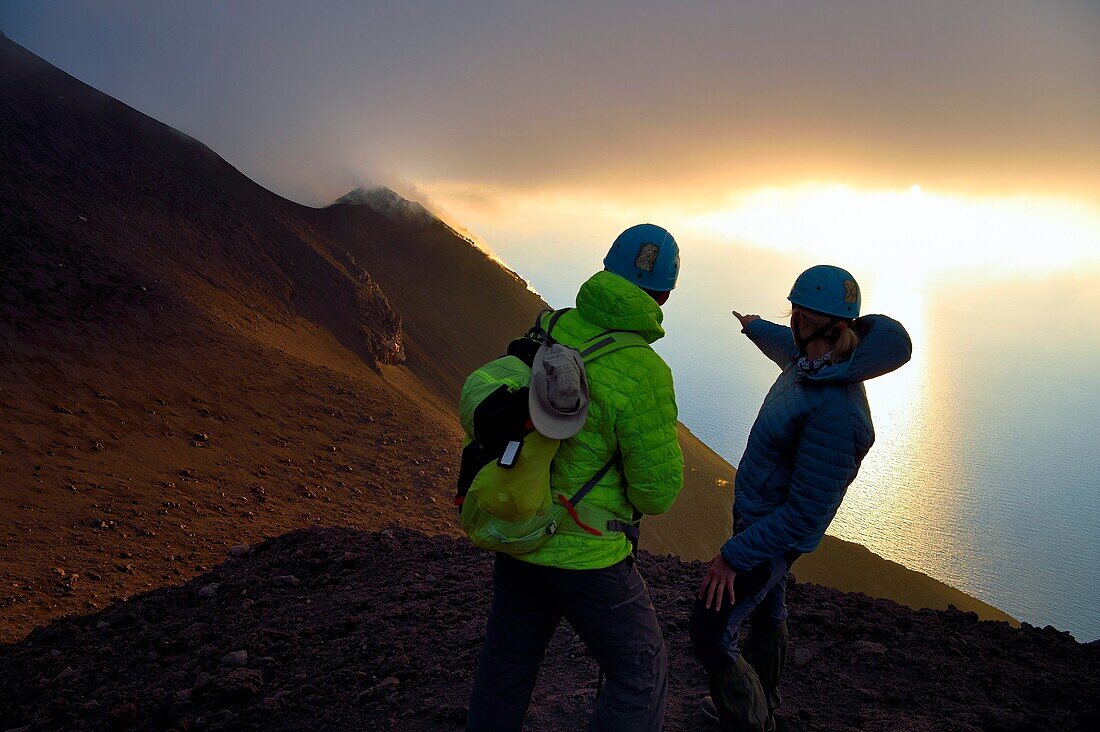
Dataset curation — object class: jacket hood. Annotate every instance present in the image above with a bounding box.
[575,271,665,343]
[801,314,912,385]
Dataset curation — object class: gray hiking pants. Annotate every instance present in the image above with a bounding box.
[467,552,668,732]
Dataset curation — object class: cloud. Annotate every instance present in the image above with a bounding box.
[4,0,1098,204]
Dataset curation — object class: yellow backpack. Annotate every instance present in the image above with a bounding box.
[455,308,648,554]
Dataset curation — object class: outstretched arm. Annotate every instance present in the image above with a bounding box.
[733,311,799,368]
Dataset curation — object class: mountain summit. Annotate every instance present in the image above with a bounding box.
[334,186,436,229]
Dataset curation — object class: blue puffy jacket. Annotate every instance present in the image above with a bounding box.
[721,315,913,571]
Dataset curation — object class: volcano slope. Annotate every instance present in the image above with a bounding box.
[0,26,1011,654]
[1,527,1096,732]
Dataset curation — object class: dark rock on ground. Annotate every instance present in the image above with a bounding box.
[1,527,1098,731]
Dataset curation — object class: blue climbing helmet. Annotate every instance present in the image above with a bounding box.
[788,265,861,319]
[603,224,680,291]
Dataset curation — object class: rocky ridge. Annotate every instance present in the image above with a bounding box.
[1,527,1096,731]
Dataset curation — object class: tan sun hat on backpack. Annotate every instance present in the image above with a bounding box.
[528,342,590,440]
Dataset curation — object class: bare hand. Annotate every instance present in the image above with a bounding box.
[731,311,760,329]
[698,553,737,610]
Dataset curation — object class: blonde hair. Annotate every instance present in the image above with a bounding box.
[791,308,861,361]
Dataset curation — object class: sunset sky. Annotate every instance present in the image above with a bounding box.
[3,1,1098,284]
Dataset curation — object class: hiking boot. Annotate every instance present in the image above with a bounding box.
[702,696,779,732]
[706,656,770,731]
[700,694,719,724]
[701,694,778,731]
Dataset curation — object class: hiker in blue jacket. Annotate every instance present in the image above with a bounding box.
[691,265,912,731]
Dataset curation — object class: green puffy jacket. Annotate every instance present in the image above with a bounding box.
[519,270,684,570]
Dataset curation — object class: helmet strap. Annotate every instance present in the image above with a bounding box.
[643,289,670,306]
[794,317,841,353]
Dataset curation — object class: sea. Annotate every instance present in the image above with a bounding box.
[482,236,1100,642]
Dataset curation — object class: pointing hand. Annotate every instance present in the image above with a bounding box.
[731,311,760,329]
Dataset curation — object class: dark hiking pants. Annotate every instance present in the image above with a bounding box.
[467,552,668,732]
[689,553,799,731]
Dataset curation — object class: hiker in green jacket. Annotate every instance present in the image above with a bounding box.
[467,224,685,732]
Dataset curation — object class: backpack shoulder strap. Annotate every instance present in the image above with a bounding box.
[531,307,573,343]
[578,330,650,361]
[568,332,649,521]
[552,332,651,540]
[565,453,618,509]
[546,307,572,339]
[554,453,619,536]
[532,307,553,331]
[556,453,641,543]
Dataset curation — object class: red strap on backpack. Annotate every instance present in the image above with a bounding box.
[556,494,603,536]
